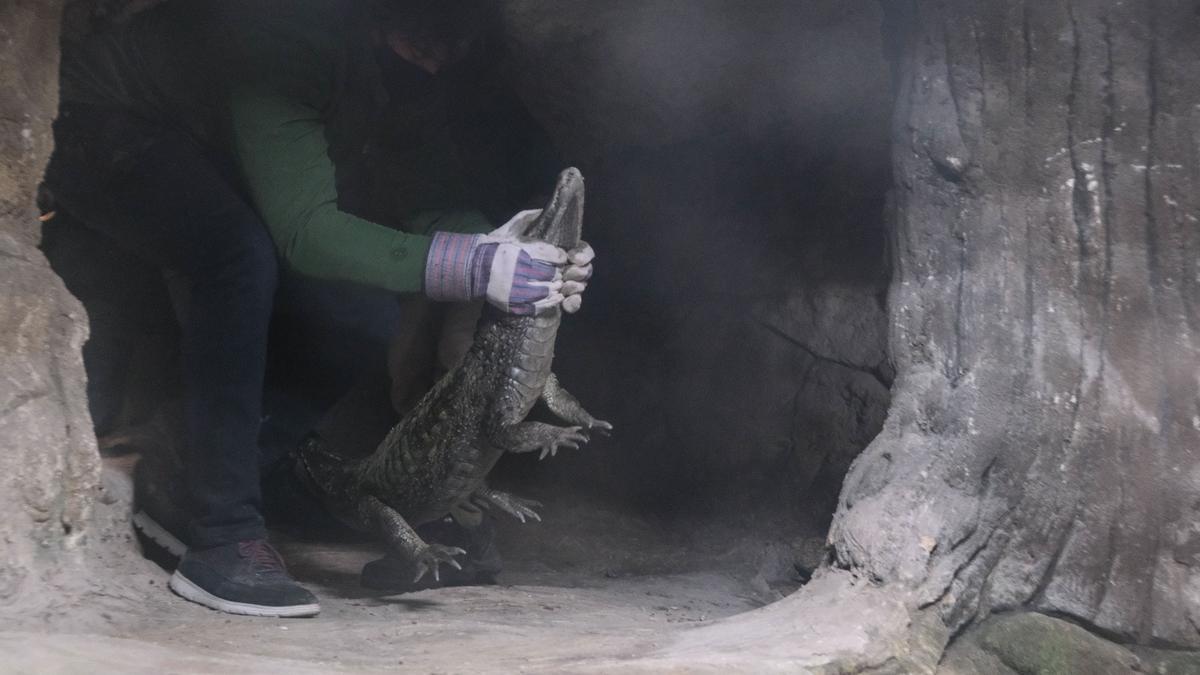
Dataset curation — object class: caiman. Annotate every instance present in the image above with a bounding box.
[297,168,611,581]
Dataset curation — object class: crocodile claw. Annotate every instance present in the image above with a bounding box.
[539,426,589,460]
[412,543,467,583]
[585,419,614,437]
[475,489,543,523]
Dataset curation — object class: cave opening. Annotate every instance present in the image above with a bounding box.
[6,0,1200,670]
[47,0,894,595]
[18,0,899,667]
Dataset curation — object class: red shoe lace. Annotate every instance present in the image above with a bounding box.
[238,540,287,573]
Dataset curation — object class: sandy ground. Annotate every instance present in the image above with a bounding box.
[4,465,823,674]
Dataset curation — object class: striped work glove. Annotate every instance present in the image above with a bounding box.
[425,210,591,316]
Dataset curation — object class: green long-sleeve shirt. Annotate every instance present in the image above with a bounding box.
[59,0,493,293]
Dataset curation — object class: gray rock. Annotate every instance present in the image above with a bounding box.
[939,613,1139,675]
[830,0,1200,651]
[0,0,144,628]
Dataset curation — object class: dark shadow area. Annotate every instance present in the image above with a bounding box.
[504,127,893,527]
[490,0,896,543]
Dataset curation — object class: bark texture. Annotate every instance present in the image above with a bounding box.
[831,0,1200,648]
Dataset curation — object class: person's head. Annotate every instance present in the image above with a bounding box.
[372,0,496,74]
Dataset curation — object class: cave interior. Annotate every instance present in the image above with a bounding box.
[29,0,899,665]
[48,0,893,596]
[12,0,1197,671]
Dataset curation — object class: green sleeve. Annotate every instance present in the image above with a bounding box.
[223,2,498,294]
[231,92,498,294]
[231,91,434,294]
[405,209,495,237]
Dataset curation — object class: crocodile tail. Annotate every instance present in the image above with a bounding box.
[523,168,584,249]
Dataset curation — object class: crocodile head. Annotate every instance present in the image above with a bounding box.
[522,167,584,250]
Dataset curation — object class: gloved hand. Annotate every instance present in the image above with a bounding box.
[424,210,592,316]
[561,241,594,314]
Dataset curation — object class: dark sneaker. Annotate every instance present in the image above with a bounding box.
[169,540,320,617]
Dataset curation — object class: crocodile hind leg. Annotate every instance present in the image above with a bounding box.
[473,487,543,523]
[494,421,590,460]
[358,495,465,582]
[541,373,613,435]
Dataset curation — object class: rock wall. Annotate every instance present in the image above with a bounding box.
[0,0,61,247]
[0,0,141,625]
[938,612,1179,674]
[830,0,1200,648]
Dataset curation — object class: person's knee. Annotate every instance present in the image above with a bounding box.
[237,230,280,299]
[201,222,279,303]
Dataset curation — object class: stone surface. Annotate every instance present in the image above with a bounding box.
[1135,647,1200,675]
[0,0,89,609]
[629,571,948,674]
[0,497,919,674]
[830,0,1200,649]
[0,0,149,627]
[0,0,60,247]
[0,228,153,630]
[0,233,97,602]
[0,517,945,675]
[939,613,1140,674]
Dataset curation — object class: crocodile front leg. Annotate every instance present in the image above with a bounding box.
[358,495,465,582]
[542,373,613,435]
[473,487,543,523]
[494,421,589,460]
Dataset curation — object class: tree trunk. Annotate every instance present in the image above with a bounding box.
[831,0,1200,648]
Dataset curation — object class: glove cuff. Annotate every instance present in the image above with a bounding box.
[424,232,483,302]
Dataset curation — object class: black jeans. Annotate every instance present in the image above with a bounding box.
[45,105,279,548]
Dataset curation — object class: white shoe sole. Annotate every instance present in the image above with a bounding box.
[132,509,188,558]
[168,571,321,618]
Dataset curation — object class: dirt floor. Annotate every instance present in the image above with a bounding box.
[3,460,831,674]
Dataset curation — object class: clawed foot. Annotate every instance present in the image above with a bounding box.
[475,489,543,523]
[413,543,467,583]
[497,421,600,459]
[539,426,589,460]
[541,374,614,438]
[582,418,613,437]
